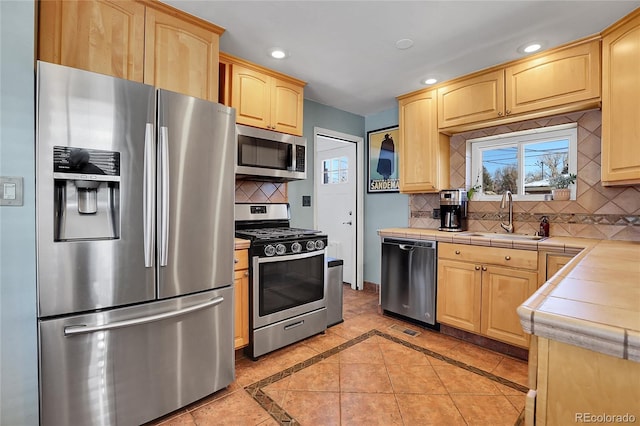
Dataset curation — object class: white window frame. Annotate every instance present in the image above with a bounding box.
[466,123,578,201]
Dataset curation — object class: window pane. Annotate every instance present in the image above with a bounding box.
[523,139,569,195]
[330,171,339,184]
[340,157,348,170]
[340,170,348,182]
[482,146,518,194]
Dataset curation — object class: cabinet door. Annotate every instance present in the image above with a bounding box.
[38,0,145,81]
[398,90,449,193]
[231,64,272,129]
[545,253,574,280]
[481,265,538,348]
[144,7,220,101]
[234,269,249,349]
[601,11,640,185]
[505,40,600,116]
[271,78,304,135]
[437,259,482,333]
[437,69,505,128]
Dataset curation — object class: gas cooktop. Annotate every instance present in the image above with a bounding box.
[236,227,322,241]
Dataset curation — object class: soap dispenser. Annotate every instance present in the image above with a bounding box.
[539,216,549,238]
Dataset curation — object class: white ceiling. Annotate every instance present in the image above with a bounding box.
[163,1,639,117]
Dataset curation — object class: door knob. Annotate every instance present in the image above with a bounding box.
[342,221,352,225]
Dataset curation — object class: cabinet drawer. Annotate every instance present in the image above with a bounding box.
[438,243,537,270]
[234,249,248,271]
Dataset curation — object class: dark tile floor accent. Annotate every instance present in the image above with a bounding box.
[244,329,526,425]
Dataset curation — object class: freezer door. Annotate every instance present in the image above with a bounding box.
[36,61,156,317]
[38,286,234,426]
[156,90,236,298]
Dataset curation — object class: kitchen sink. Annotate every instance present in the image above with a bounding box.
[461,232,546,241]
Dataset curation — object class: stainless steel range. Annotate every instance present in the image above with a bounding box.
[235,203,328,359]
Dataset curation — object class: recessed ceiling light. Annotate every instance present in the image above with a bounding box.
[422,78,438,85]
[518,42,544,54]
[396,38,414,50]
[524,43,542,53]
[269,48,288,59]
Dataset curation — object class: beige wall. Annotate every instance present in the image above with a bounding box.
[235,180,288,203]
[410,109,640,241]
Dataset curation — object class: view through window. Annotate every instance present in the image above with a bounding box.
[322,156,348,184]
[468,123,577,200]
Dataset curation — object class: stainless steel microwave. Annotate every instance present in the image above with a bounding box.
[235,124,307,181]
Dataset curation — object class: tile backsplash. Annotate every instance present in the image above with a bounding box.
[235,180,288,203]
[409,110,640,241]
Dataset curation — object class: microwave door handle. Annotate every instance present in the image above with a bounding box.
[159,126,170,267]
[143,123,155,268]
[287,143,294,171]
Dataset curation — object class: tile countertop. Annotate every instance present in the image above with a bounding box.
[378,228,640,362]
[234,238,251,250]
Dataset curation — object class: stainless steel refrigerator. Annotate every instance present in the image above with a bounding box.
[35,61,236,425]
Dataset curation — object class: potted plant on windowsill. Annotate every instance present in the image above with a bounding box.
[549,173,577,201]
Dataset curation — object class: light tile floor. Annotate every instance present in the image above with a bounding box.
[148,286,528,426]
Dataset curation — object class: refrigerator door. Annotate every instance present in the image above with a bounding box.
[156,90,236,298]
[38,286,234,426]
[36,61,156,317]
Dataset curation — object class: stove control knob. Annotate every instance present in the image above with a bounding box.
[264,245,276,257]
[291,242,302,253]
[306,240,316,251]
[275,244,287,256]
[315,240,325,250]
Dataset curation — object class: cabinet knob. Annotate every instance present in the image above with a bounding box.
[455,250,461,255]
[234,258,239,264]
[244,271,249,277]
[505,255,511,261]
[497,111,503,117]
[482,266,487,271]
[505,110,511,115]
[475,265,480,270]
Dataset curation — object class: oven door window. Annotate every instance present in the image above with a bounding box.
[258,254,324,317]
[238,135,292,171]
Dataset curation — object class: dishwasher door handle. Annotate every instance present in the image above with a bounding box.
[399,244,415,251]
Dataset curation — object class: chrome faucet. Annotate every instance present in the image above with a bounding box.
[500,190,514,233]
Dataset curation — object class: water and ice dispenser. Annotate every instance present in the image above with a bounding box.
[53,146,121,241]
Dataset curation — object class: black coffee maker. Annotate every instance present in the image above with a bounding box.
[439,189,468,232]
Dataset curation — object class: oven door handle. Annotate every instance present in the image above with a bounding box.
[255,249,324,264]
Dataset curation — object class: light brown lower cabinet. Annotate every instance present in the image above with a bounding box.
[234,249,249,350]
[528,337,640,425]
[538,251,576,285]
[437,243,538,348]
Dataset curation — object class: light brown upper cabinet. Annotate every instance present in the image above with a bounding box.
[38,0,146,81]
[397,89,450,193]
[221,53,305,136]
[601,9,640,186]
[143,6,221,101]
[438,39,601,132]
[38,0,224,101]
[437,70,505,130]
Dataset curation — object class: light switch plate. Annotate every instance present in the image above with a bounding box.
[0,176,24,206]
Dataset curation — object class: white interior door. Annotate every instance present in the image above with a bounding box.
[316,135,357,286]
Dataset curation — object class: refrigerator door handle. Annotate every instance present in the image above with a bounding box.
[143,123,155,268]
[159,126,170,267]
[64,296,225,336]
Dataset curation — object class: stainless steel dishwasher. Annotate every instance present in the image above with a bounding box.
[381,237,437,327]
